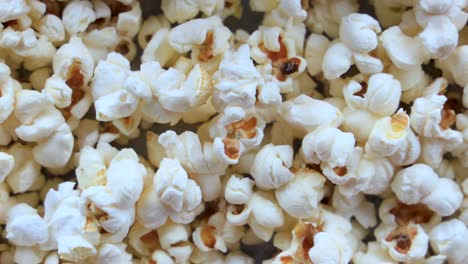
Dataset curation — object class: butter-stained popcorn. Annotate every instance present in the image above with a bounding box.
[169,16,231,71]
[410,78,463,168]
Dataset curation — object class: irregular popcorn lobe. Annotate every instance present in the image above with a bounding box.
[388,112,408,139]
[3,20,19,30]
[201,225,217,248]
[280,256,295,264]
[105,0,132,16]
[390,202,435,226]
[225,117,257,140]
[385,226,417,254]
[199,31,214,62]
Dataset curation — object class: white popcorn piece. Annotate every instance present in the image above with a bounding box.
[301,126,355,168]
[305,33,331,76]
[127,223,160,257]
[137,15,170,49]
[410,79,463,167]
[224,175,254,205]
[275,168,325,219]
[344,73,402,117]
[414,0,468,58]
[280,94,343,132]
[212,44,263,111]
[391,163,439,205]
[421,177,463,216]
[62,0,96,36]
[157,221,192,262]
[380,223,429,262]
[365,110,411,158]
[353,242,394,264]
[429,219,468,264]
[96,243,132,264]
[436,45,468,87]
[262,0,307,27]
[227,191,283,241]
[0,152,14,183]
[146,131,165,168]
[322,13,383,79]
[76,146,107,190]
[161,0,220,23]
[37,14,65,44]
[116,1,142,38]
[33,123,74,169]
[305,0,359,39]
[0,0,30,23]
[136,158,202,229]
[13,246,47,264]
[6,203,48,246]
[273,213,355,264]
[169,16,231,68]
[380,26,427,70]
[6,143,41,194]
[249,0,279,12]
[152,64,213,113]
[142,28,178,67]
[250,144,294,190]
[332,190,377,228]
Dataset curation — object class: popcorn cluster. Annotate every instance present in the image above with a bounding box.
[0,0,467,263]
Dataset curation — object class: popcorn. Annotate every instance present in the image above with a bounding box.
[115,0,142,38]
[305,33,331,76]
[141,28,178,66]
[161,0,220,23]
[0,152,14,183]
[262,0,307,27]
[322,13,383,79]
[224,175,254,205]
[192,212,231,253]
[6,143,41,194]
[62,0,96,36]
[137,15,170,49]
[343,73,402,117]
[413,0,468,58]
[136,158,202,228]
[275,168,325,219]
[332,190,377,228]
[37,14,65,44]
[250,143,294,190]
[410,78,463,167]
[280,94,343,132]
[305,0,359,39]
[380,26,427,70]
[212,44,263,111]
[226,190,283,241]
[379,223,429,262]
[5,203,48,246]
[392,163,463,216]
[301,126,355,171]
[429,219,468,264]
[169,16,231,71]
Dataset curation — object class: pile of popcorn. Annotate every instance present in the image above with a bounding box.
[0,0,467,263]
